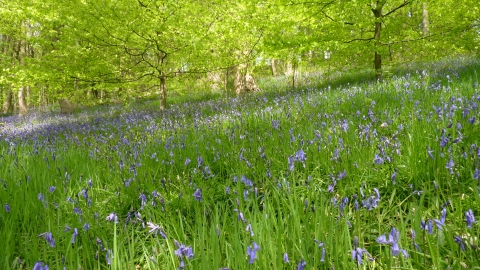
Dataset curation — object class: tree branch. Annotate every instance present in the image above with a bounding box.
[384,0,411,17]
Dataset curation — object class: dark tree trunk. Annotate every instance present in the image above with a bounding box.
[3,89,13,114]
[159,76,167,110]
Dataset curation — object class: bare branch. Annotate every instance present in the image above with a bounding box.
[384,0,411,17]
[343,37,374,44]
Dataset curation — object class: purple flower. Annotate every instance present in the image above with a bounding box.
[376,227,408,257]
[374,154,384,165]
[106,212,119,223]
[71,228,79,244]
[48,186,56,193]
[466,209,475,228]
[193,188,202,202]
[83,223,90,231]
[445,158,455,174]
[106,249,113,265]
[246,224,254,237]
[283,252,289,263]
[297,260,306,270]
[146,222,167,238]
[5,203,10,213]
[33,262,50,270]
[352,237,372,265]
[295,149,306,162]
[454,236,465,251]
[73,207,82,215]
[246,242,260,264]
[433,208,447,230]
[174,240,194,259]
[321,248,326,262]
[241,175,253,187]
[38,232,55,247]
[139,193,147,209]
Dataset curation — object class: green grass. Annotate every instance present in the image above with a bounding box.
[0,58,479,269]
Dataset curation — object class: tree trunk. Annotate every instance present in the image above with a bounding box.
[159,76,167,110]
[372,3,384,82]
[270,59,277,76]
[207,71,222,91]
[3,89,13,114]
[18,87,28,115]
[234,64,246,95]
[284,61,293,77]
[422,2,429,36]
[234,64,259,95]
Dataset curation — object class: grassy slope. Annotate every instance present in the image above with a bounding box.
[0,58,479,269]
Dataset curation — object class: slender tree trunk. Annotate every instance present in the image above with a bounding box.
[159,76,167,110]
[3,89,13,114]
[422,2,429,36]
[292,62,297,89]
[18,27,28,115]
[270,59,277,76]
[372,2,384,82]
[18,87,28,115]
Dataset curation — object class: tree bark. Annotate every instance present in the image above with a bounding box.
[422,2,429,36]
[18,27,28,115]
[270,59,277,76]
[18,87,28,115]
[3,89,13,114]
[372,2,384,82]
[159,76,167,110]
[234,63,259,94]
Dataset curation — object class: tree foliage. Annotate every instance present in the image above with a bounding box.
[0,0,478,114]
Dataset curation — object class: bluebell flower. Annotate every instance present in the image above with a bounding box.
[73,207,82,215]
[352,236,372,265]
[193,188,202,202]
[5,203,10,213]
[185,158,191,166]
[374,154,384,165]
[410,229,421,252]
[106,212,119,223]
[297,260,306,270]
[106,249,113,265]
[468,116,476,124]
[321,248,326,262]
[283,252,289,263]
[465,209,475,228]
[445,158,455,174]
[247,242,260,264]
[391,170,397,184]
[433,208,447,230]
[71,228,79,244]
[241,175,253,187]
[139,193,147,209]
[246,224,254,236]
[48,186,56,193]
[295,149,306,162]
[376,227,408,257]
[38,232,55,247]
[83,223,90,231]
[33,262,50,270]
[174,240,194,259]
[454,236,465,251]
[272,120,280,130]
[314,239,324,248]
[288,156,295,171]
